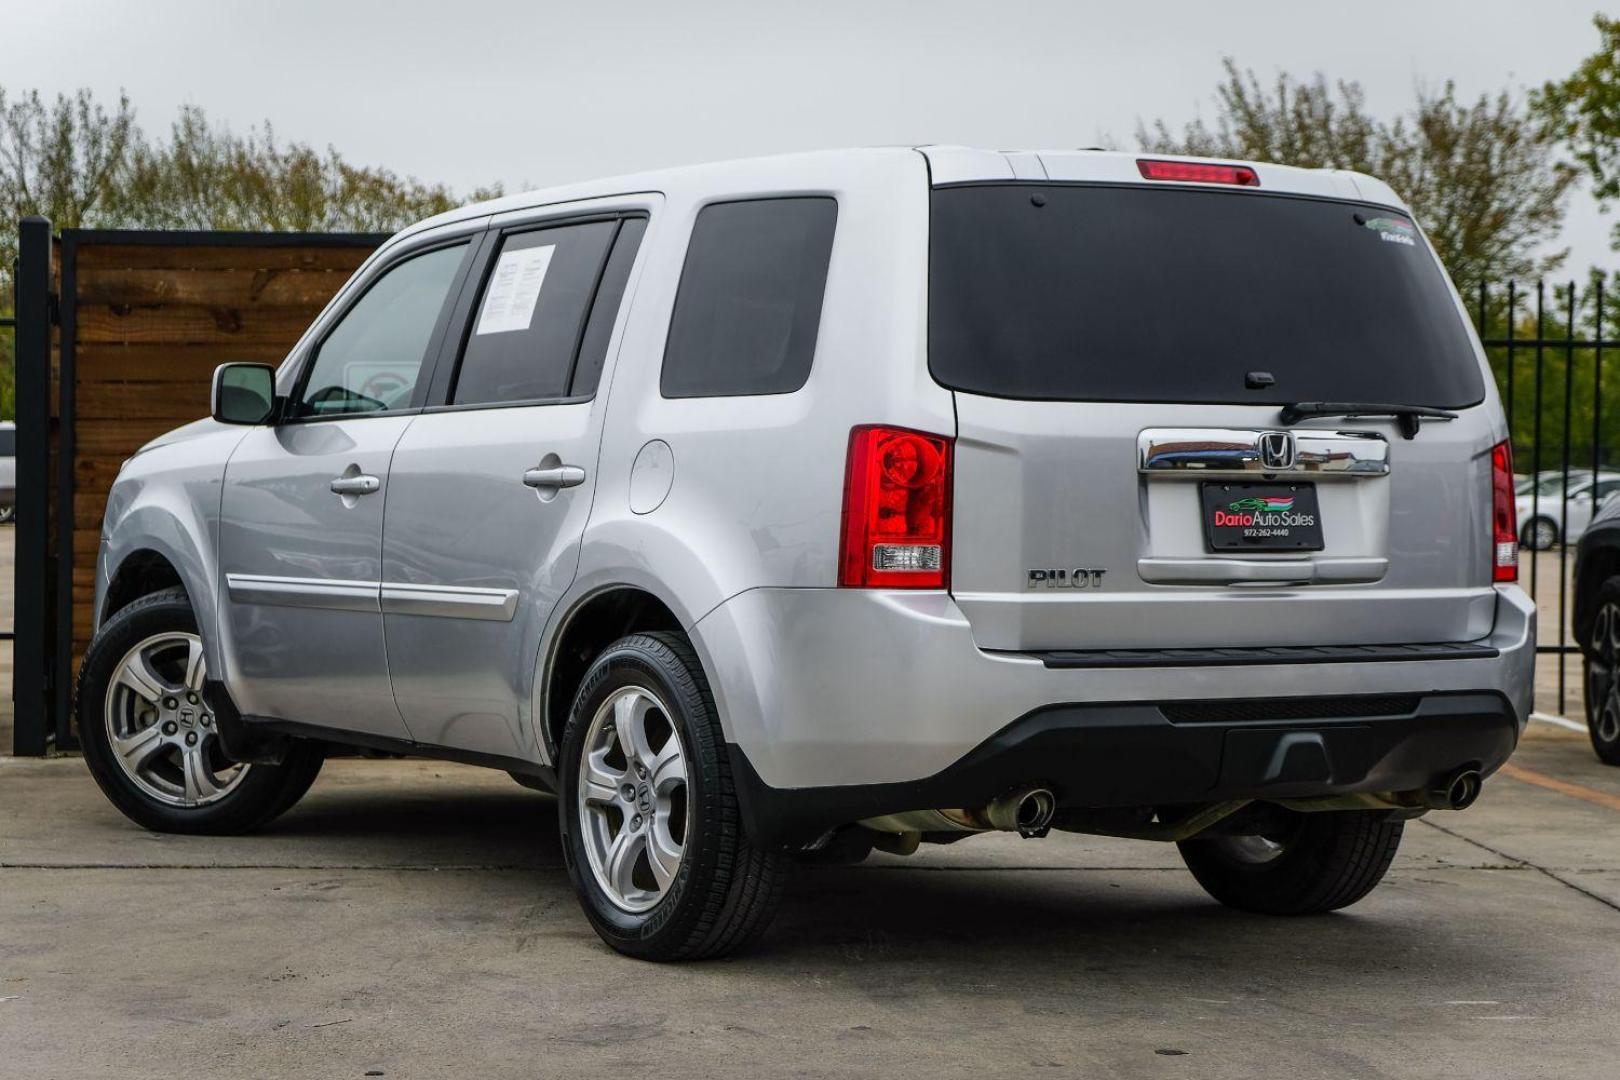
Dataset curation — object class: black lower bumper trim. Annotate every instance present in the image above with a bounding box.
[728,692,1519,847]
[1030,641,1498,669]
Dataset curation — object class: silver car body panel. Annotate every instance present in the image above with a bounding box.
[96,418,250,677]
[692,584,1535,789]
[381,193,659,761]
[92,146,1534,795]
[949,398,1501,651]
[381,402,600,758]
[215,416,417,742]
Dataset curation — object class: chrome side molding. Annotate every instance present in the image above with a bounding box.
[226,574,518,621]
[380,583,519,622]
[225,574,380,613]
[1138,428,1390,478]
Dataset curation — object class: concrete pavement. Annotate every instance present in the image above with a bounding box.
[3,721,1619,1078]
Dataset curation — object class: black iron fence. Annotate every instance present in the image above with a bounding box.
[1,280,13,647]
[1474,278,1620,719]
[11,218,49,754]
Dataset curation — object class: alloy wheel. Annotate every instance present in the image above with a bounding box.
[1589,601,1620,745]
[103,631,249,807]
[577,685,690,913]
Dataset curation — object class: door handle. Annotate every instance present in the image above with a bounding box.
[330,474,381,496]
[522,465,586,490]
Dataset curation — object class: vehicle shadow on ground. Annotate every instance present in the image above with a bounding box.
[260,783,559,863]
[261,784,1535,994]
[773,863,1404,965]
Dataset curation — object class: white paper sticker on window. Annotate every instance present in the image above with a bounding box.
[475,245,556,335]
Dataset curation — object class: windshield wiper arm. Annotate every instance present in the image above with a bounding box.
[1278,401,1458,440]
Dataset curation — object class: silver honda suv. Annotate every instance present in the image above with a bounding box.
[81,147,1535,960]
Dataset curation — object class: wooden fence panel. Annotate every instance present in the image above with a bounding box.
[60,231,385,686]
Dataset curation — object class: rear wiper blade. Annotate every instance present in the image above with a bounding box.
[1278,401,1458,440]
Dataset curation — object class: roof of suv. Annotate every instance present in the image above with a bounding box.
[394,146,1411,248]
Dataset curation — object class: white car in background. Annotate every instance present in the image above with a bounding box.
[0,421,14,523]
[1517,471,1620,550]
[1516,471,1560,495]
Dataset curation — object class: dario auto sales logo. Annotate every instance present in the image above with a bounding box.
[1214,495,1316,528]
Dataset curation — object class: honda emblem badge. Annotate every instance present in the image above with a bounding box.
[1259,431,1295,470]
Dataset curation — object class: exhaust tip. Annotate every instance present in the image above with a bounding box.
[1445,770,1483,811]
[1014,788,1056,836]
[982,786,1057,836]
[1425,768,1483,810]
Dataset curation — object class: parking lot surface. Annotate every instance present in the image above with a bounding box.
[2,721,1618,1078]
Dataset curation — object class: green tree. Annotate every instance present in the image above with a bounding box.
[1533,14,1620,248]
[0,87,503,421]
[116,105,502,232]
[1139,60,1577,286]
[0,87,139,423]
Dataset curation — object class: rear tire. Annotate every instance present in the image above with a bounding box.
[559,631,788,961]
[1178,809,1403,915]
[1521,515,1559,551]
[77,588,325,835]
[1583,577,1620,766]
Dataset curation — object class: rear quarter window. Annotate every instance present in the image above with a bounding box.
[661,197,837,398]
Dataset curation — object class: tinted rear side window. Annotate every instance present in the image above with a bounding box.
[661,197,837,398]
[929,185,1484,407]
[571,217,648,399]
[452,220,617,406]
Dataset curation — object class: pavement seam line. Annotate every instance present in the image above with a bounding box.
[1419,816,1620,916]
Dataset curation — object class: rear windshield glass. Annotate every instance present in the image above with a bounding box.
[929,185,1484,407]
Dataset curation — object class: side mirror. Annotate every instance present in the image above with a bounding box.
[211,363,277,425]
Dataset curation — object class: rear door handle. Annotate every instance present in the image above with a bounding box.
[522,465,586,490]
[330,474,381,496]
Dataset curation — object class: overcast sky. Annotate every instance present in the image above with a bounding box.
[4,0,1615,273]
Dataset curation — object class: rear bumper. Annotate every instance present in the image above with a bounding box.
[729,691,1518,846]
[690,583,1535,842]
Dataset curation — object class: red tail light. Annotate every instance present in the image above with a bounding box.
[839,425,953,588]
[1136,158,1260,187]
[1491,439,1518,583]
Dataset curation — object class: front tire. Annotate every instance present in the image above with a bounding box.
[1178,809,1403,915]
[1583,577,1620,766]
[77,588,324,834]
[559,632,788,961]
